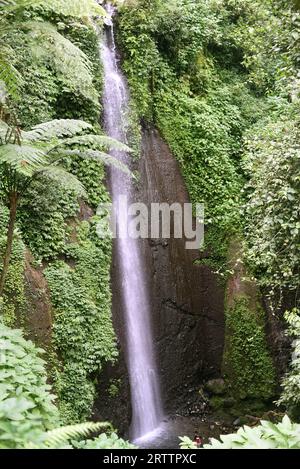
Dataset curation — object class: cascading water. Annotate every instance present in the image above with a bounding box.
[99,3,163,441]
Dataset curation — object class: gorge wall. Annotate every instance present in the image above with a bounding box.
[94,127,225,430]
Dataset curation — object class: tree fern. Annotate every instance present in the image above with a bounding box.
[0,116,131,293]
[0,144,47,175]
[23,21,98,103]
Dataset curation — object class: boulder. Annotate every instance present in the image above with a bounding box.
[205,378,226,395]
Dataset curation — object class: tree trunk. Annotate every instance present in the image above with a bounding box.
[0,192,18,297]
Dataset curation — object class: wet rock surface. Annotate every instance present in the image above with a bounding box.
[94,127,225,433]
[137,127,225,415]
[137,415,233,449]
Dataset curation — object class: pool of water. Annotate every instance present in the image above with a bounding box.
[133,416,232,449]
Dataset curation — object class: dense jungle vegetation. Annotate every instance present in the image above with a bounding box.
[0,0,299,450]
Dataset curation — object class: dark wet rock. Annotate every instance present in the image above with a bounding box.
[93,349,131,437]
[94,127,225,431]
[138,127,225,415]
[233,417,242,426]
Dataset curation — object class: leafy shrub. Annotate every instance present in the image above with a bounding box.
[45,227,117,423]
[74,432,136,449]
[243,103,300,308]
[180,416,300,449]
[204,415,300,449]
[117,0,266,271]
[179,436,197,449]
[0,322,59,448]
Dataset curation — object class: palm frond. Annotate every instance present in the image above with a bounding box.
[44,421,112,448]
[22,119,93,142]
[0,143,47,176]
[34,165,86,197]
[61,135,132,153]
[63,149,132,177]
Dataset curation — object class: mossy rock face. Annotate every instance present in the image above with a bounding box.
[223,297,276,401]
[205,378,226,396]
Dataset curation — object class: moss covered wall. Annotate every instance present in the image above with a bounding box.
[0,9,118,425]
[220,240,276,414]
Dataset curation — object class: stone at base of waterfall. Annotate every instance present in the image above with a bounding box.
[103,455,138,467]
[205,378,226,395]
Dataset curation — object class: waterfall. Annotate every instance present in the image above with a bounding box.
[98,3,163,440]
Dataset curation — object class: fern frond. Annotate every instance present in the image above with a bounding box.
[0,143,47,176]
[63,149,132,177]
[45,421,112,448]
[34,165,86,197]
[61,135,132,153]
[22,119,93,142]
[24,21,97,102]
[0,51,23,98]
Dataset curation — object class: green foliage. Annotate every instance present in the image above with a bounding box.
[108,379,121,398]
[117,0,266,270]
[0,321,59,448]
[243,102,300,307]
[74,432,136,449]
[19,181,79,259]
[223,297,275,400]
[29,0,106,18]
[203,415,300,449]
[43,421,112,449]
[69,157,109,209]
[180,415,300,449]
[0,213,26,326]
[0,323,122,449]
[0,116,129,264]
[45,223,117,423]
[0,117,128,193]
[179,436,197,449]
[278,309,300,417]
[1,4,103,126]
[223,0,300,95]
[0,0,121,437]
